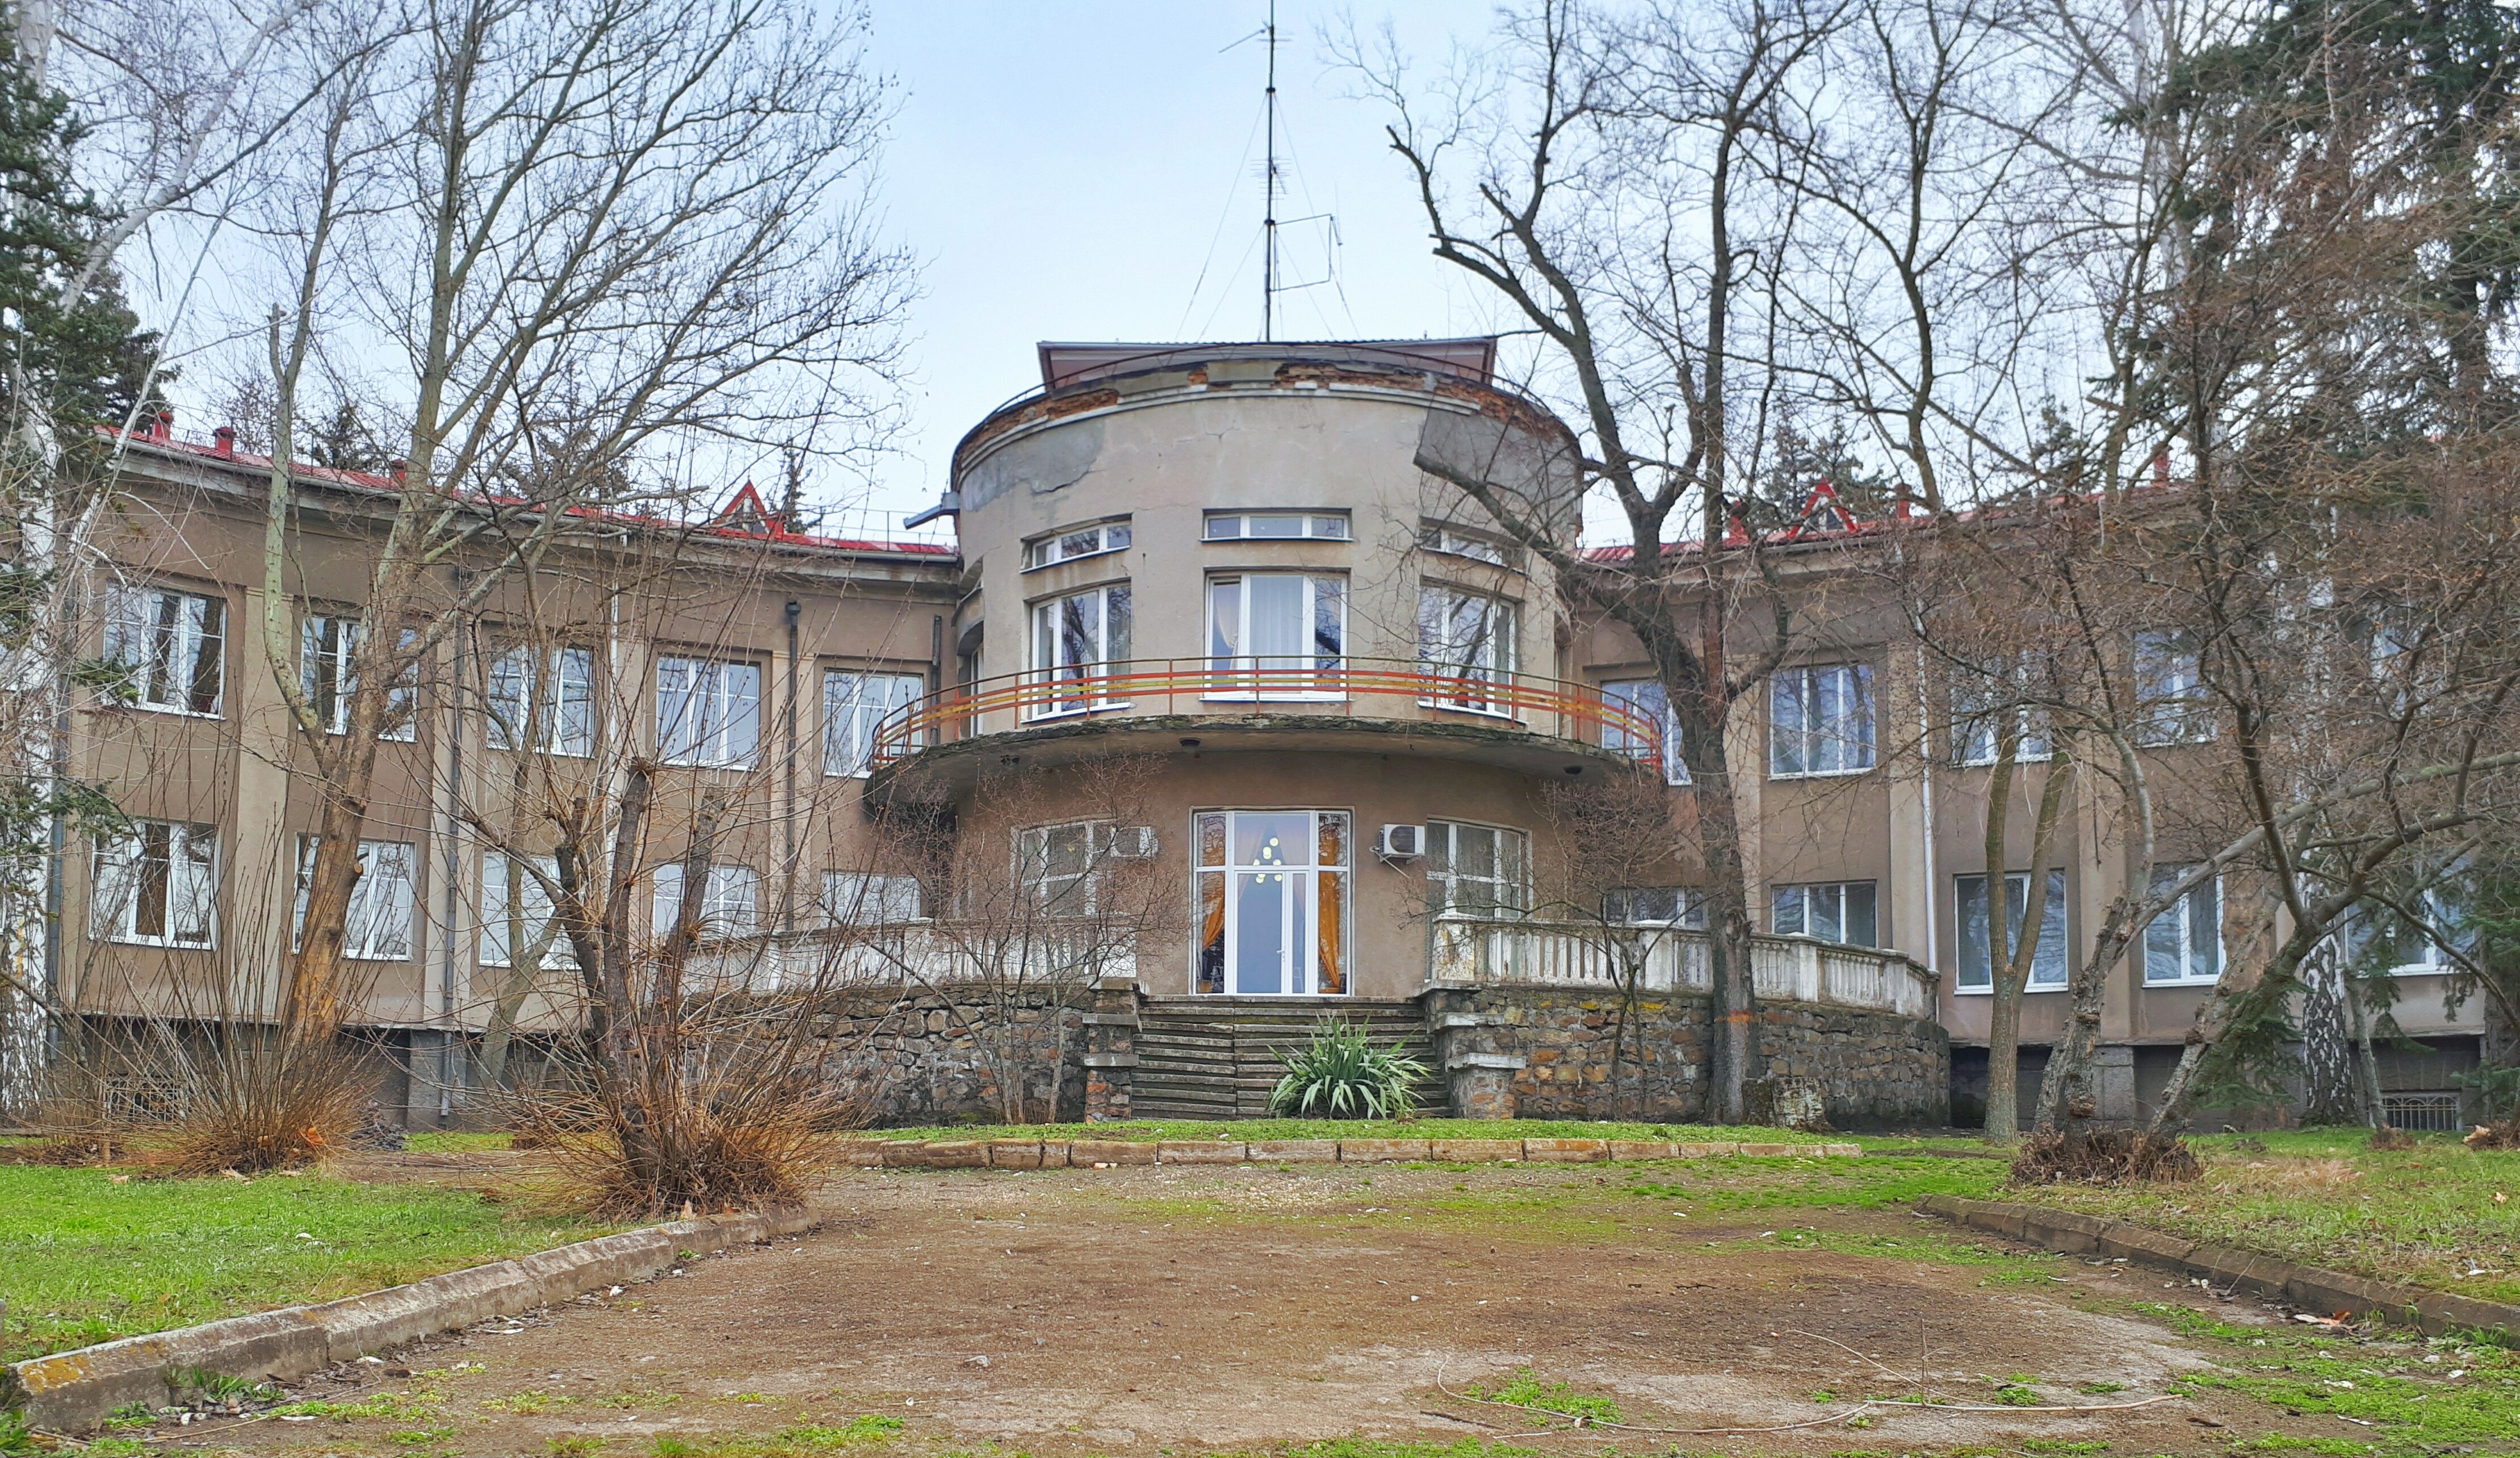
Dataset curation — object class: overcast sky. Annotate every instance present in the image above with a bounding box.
[859,1,1509,526]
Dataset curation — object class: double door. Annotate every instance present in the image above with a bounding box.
[1194,809,1349,997]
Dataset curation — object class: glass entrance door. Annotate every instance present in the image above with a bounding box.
[1195,810,1349,995]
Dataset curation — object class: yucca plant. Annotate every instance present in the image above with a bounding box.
[1267,1018,1430,1119]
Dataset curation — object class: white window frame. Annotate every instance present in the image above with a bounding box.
[1427,820,1529,917]
[91,820,218,948]
[820,871,924,926]
[656,655,764,768]
[1022,518,1133,570]
[823,669,927,777]
[1204,511,1349,541]
[1420,523,1516,568]
[1771,880,1878,947]
[1602,678,1689,785]
[1026,584,1131,720]
[1950,663,2051,767]
[1603,886,1705,928]
[652,862,761,939]
[300,616,418,741]
[1017,820,1105,916]
[1205,573,1346,699]
[295,837,417,962]
[1953,869,2069,993]
[488,644,596,757]
[2380,884,2464,977]
[1770,663,1876,778]
[481,852,576,969]
[2134,630,2214,746]
[1417,585,1519,716]
[102,584,225,717]
[2142,863,2224,985]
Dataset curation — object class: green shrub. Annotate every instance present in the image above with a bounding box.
[1267,1020,1429,1119]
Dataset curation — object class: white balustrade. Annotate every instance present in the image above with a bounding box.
[1429,916,1934,1018]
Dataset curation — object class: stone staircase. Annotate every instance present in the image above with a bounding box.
[1131,998,1447,1120]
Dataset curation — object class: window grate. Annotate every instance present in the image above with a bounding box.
[2381,1090,2463,1133]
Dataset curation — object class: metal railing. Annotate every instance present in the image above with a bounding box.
[869,656,1666,772]
[1429,915,1938,1019]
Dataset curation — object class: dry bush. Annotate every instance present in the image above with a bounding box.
[19,1024,374,1174]
[2466,1121,2520,1152]
[2368,1124,2418,1152]
[2011,1125,2203,1186]
[160,1035,375,1175]
[519,1018,866,1218]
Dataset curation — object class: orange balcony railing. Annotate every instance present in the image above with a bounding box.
[868,656,1667,775]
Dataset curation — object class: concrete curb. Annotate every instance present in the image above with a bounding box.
[843,1136,1863,1169]
[2,1208,812,1435]
[1917,1195,2520,1343]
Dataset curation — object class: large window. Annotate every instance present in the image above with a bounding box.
[300,616,417,741]
[1418,586,1517,712]
[656,656,762,767]
[1770,664,1875,777]
[2135,631,2213,745]
[652,862,761,939]
[295,838,417,962]
[481,853,575,969]
[1022,519,1131,570]
[1204,511,1348,541]
[1207,574,1344,696]
[820,872,923,926]
[1601,678,1689,785]
[1017,821,1104,915]
[824,670,926,776]
[1955,870,2068,991]
[1604,886,1706,927]
[92,820,217,948]
[1951,663,2050,766]
[102,585,225,716]
[1427,820,1529,917]
[2143,863,2222,984]
[1195,809,1349,995]
[1029,584,1131,716]
[488,645,596,756]
[1772,880,1877,946]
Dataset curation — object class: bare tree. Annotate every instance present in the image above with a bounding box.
[238,0,911,1045]
[1342,0,1847,1121]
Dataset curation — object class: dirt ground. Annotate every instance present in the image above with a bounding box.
[194,1160,2437,1457]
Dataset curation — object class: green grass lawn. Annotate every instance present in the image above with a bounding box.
[0,1165,618,1363]
[2015,1129,2520,1305]
[859,1117,1843,1145]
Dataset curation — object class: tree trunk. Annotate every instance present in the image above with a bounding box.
[2297,941,2361,1124]
[1695,749,1758,1125]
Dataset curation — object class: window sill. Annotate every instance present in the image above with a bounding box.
[1950,984,2072,997]
[1021,546,1129,573]
[1022,701,1133,725]
[107,703,224,721]
[1416,699,1523,724]
[102,936,215,951]
[1769,766,1876,781]
[659,758,762,771]
[2388,964,2455,977]
[2143,975,2223,988]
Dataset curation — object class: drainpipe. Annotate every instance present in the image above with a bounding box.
[439,571,467,1122]
[1915,642,1939,987]
[782,598,800,931]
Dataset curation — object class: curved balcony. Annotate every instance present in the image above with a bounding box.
[865,656,1667,798]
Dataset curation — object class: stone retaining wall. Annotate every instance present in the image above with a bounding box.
[819,985,1093,1125]
[1424,984,1948,1128]
[848,1135,1863,1168]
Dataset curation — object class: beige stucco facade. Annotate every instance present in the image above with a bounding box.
[32,339,2488,1125]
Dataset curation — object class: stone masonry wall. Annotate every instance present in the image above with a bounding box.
[819,986,1092,1127]
[1424,985,1948,1129]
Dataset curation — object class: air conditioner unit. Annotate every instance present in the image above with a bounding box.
[1377,823,1426,860]
[1101,825,1158,859]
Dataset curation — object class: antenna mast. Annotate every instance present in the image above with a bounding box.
[1261,0,1278,342]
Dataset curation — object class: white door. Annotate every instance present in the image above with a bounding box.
[1194,810,1350,996]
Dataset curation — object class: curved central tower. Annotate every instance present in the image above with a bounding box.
[875,339,1660,999]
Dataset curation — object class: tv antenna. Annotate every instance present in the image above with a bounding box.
[1261,0,1281,339]
[1218,2,1340,342]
